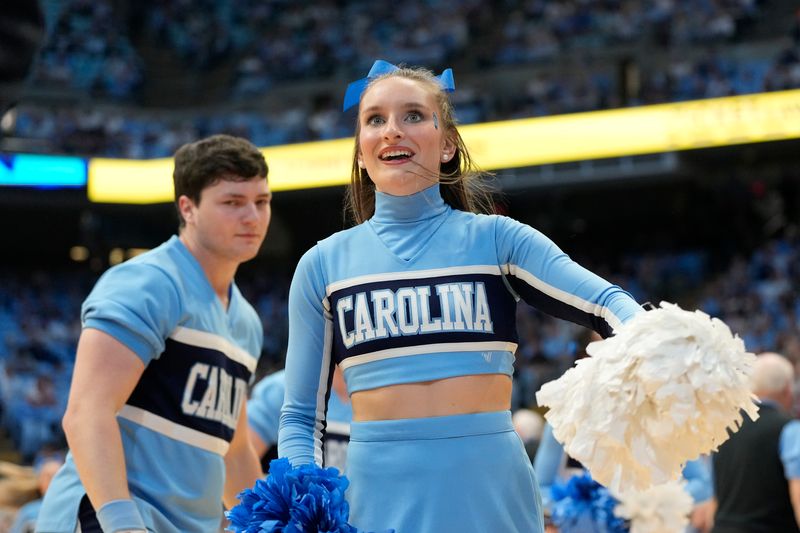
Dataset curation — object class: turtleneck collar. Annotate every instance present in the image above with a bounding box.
[372,183,448,223]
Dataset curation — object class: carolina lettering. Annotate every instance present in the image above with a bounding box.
[338,282,493,348]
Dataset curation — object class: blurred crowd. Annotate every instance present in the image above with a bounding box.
[2,232,798,470]
[29,0,770,96]
[5,0,800,158]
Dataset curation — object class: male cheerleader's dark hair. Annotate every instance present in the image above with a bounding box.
[172,134,268,228]
[343,60,497,225]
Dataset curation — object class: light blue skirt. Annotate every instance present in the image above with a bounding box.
[346,410,544,533]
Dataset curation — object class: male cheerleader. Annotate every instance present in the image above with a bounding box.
[36,134,271,533]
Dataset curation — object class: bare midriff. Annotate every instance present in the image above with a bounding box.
[350,374,512,421]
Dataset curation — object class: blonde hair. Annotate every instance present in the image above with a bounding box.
[344,65,496,225]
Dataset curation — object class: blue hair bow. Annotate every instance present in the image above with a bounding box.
[342,59,455,112]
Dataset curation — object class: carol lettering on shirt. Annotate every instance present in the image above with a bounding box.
[181,362,248,430]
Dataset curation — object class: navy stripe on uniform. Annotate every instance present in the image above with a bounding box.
[329,273,518,364]
[127,337,251,443]
[507,275,616,338]
[78,495,102,533]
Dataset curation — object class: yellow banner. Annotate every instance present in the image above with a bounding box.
[88,89,800,204]
[88,138,355,203]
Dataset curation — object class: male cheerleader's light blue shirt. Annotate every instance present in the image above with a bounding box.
[279,184,642,467]
[36,236,262,533]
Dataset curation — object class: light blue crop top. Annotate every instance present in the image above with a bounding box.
[279,184,641,466]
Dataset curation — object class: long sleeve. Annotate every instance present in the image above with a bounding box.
[279,246,334,467]
[493,215,642,336]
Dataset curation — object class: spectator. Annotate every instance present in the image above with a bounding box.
[711,352,800,532]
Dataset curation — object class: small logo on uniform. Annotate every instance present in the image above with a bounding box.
[482,352,492,363]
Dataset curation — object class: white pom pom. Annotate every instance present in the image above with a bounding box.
[614,482,694,533]
[535,301,758,493]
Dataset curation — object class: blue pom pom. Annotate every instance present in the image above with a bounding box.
[226,458,391,533]
[550,472,628,533]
